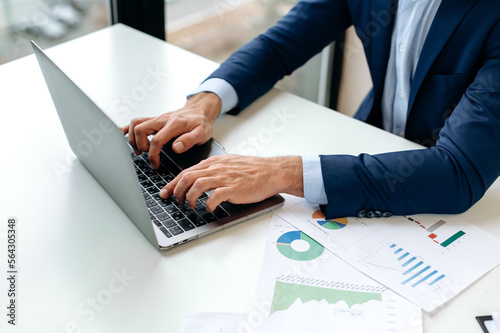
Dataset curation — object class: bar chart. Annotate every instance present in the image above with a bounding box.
[359,241,447,299]
[405,216,467,248]
[388,243,446,287]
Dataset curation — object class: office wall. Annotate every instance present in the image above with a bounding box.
[337,26,373,117]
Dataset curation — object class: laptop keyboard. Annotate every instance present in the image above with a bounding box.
[130,149,230,239]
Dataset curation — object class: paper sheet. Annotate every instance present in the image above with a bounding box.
[276,199,500,312]
[249,215,422,333]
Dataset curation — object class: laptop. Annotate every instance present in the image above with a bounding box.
[31,41,284,250]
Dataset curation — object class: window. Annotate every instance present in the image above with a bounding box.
[166,0,331,105]
[0,0,109,64]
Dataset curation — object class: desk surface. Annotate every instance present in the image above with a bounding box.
[0,24,499,333]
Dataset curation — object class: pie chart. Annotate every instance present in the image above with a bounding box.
[313,210,348,230]
[276,231,324,261]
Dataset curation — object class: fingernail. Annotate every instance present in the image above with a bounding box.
[173,141,184,153]
[160,189,168,198]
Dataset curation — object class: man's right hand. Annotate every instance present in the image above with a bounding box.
[121,92,222,169]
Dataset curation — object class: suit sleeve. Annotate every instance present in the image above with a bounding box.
[320,20,500,218]
[206,0,352,113]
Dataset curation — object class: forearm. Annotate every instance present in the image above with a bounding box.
[319,145,494,219]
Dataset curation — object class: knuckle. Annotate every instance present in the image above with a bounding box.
[193,177,207,188]
[206,156,220,164]
[181,171,195,183]
[133,125,143,136]
[169,117,184,127]
[149,136,161,147]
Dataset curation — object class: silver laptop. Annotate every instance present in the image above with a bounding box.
[32,41,284,250]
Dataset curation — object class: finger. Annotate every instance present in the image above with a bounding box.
[121,125,129,135]
[133,120,158,152]
[160,170,182,199]
[148,123,187,169]
[172,126,210,154]
[185,177,220,209]
[205,187,231,212]
[127,117,149,154]
[172,170,209,203]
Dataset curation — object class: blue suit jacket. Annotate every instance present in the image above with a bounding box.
[207,0,500,218]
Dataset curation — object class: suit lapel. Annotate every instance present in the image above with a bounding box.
[408,0,479,113]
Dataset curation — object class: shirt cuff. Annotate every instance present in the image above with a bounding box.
[188,78,239,115]
[302,156,328,205]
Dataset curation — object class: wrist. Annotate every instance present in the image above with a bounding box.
[186,92,221,123]
[271,156,304,197]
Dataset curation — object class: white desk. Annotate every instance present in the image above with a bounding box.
[1,24,499,333]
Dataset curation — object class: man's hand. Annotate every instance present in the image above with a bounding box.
[121,92,221,169]
[160,155,304,211]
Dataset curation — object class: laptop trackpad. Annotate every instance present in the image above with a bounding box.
[160,138,226,172]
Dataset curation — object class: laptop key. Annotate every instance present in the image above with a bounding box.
[214,207,229,219]
[146,186,160,194]
[177,218,195,231]
[152,219,162,227]
[156,180,167,188]
[138,174,148,182]
[150,175,162,183]
[156,212,169,221]
[162,218,177,228]
[134,159,146,167]
[150,206,163,214]
[171,211,184,221]
[202,212,217,223]
[186,212,206,227]
[169,226,184,236]
[143,193,152,201]
[195,206,207,215]
[178,205,194,214]
[140,180,153,188]
[161,196,174,204]
[163,174,175,182]
[165,204,178,214]
[146,199,158,208]
[159,227,172,238]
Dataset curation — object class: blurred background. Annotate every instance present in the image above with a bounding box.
[0,0,108,64]
[0,0,371,115]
